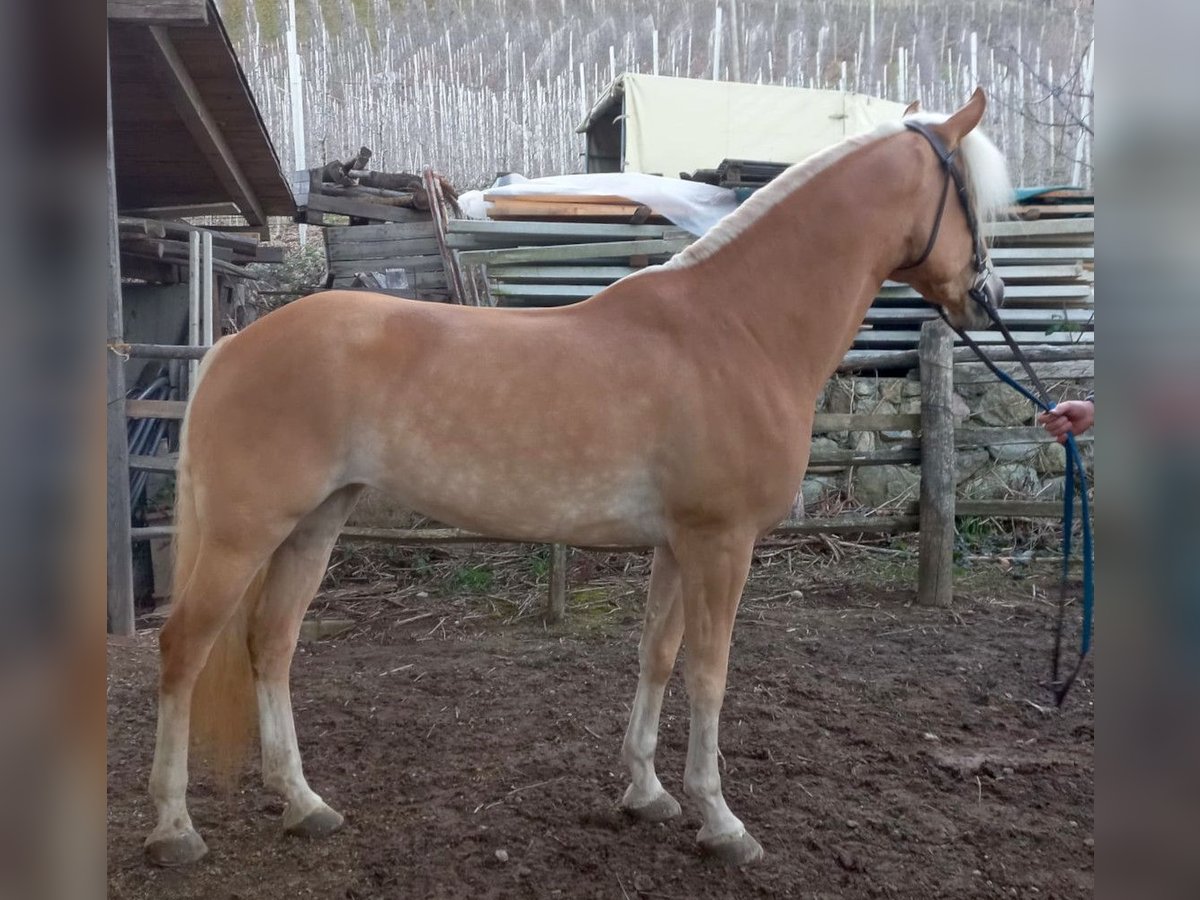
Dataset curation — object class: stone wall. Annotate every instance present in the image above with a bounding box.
[805,363,1094,512]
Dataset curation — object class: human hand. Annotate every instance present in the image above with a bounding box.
[1037,400,1095,444]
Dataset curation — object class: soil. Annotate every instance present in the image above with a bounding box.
[107,547,1093,899]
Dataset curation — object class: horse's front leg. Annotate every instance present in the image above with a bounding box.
[620,545,685,822]
[674,526,762,865]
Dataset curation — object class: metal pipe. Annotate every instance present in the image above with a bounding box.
[201,230,214,349]
[188,231,200,388]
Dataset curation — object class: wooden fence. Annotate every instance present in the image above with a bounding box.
[110,328,1092,629]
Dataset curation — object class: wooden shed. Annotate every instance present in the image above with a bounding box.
[108,0,294,224]
[106,0,296,633]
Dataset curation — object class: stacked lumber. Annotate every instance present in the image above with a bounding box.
[856,193,1094,348]
[459,192,1094,352]
[295,146,460,226]
[449,220,692,307]
[117,217,284,281]
[325,221,451,301]
[681,159,789,189]
[482,192,667,224]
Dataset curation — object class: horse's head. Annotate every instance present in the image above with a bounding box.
[888,88,1013,331]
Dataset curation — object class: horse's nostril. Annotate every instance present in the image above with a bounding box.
[992,276,1006,307]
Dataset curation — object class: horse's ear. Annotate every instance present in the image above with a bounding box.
[902,99,921,117]
[934,87,986,149]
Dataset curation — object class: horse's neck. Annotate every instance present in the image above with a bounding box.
[674,144,913,396]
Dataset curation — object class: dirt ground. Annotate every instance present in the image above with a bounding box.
[107,544,1093,899]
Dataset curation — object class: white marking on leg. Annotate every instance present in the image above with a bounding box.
[621,677,669,806]
[147,691,196,842]
[684,700,745,842]
[621,550,682,809]
[257,678,325,825]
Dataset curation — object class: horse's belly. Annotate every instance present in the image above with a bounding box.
[365,456,667,547]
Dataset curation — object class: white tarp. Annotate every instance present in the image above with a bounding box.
[458,172,740,236]
[582,74,910,177]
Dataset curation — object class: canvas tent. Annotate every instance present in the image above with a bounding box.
[578,73,910,177]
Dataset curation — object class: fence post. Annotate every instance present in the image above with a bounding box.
[106,47,135,635]
[546,543,568,623]
[917,319,955,608]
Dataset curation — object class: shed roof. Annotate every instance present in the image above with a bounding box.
[108,1,294,223]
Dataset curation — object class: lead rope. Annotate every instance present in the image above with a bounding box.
[936,303,1094,706]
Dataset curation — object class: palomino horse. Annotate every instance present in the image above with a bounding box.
[145,89,1012,867]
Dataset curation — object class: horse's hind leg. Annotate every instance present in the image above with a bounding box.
[620,545,685,822]
[146,544,273,866]
[249,486,362,838]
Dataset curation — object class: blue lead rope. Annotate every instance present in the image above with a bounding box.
[939,312,1094,706]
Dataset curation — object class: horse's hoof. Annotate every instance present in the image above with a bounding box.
[284,803,344,839]
[144,828,208,867]
[621,791,682,824]
[698,830,764,866]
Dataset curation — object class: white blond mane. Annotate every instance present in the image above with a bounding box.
[666,111,1012,269]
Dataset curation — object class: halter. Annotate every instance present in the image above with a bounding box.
[902,119,1094,707]
[897,120,996,310]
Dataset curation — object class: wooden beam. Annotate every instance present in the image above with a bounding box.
[141,26,266,225]
[121,202,242,219]
[120,342,210,360]
[917,320,955,608]
[126,398,188,419]
[457,238,688,267]
[107,42,136,636]
[303,193,429,223]
[546,544,568,624]
[108,0,208,27]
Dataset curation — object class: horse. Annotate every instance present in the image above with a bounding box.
[144,88,1012,867]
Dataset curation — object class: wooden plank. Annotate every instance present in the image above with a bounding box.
[447,220,669,242]
[957,500,1087,518]
[483,192,636,205]
[107,52,135,636]
[458,238,689,267]
[305,193,429,223]
[131,525,175,541]
[1012,203,1095,219]
[968,264,1088,283]
[138,515,924,547]
[326,238,442,261]
[328,256,447,276]
[488,200,649,218]
[546,544,568,624]
[864,308,1094,327]
[917,320,955,608]
[108,0,208,26]
[325,222,436,242]
[984,218,1094,238]
[126,398,187,419]
[490,283,600,300]
[772,515,920,537]
[489,265,639,283]
[855,330,1094,346]
[130,454,179,473]
[807,448,920,469]
[839,343,1093,373]
[141,27,265,225]
[119,342,210,360]
[811,413,921,432]
[989,247,1094,263]
[876,284,1093,301]
[424,167,467,304]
